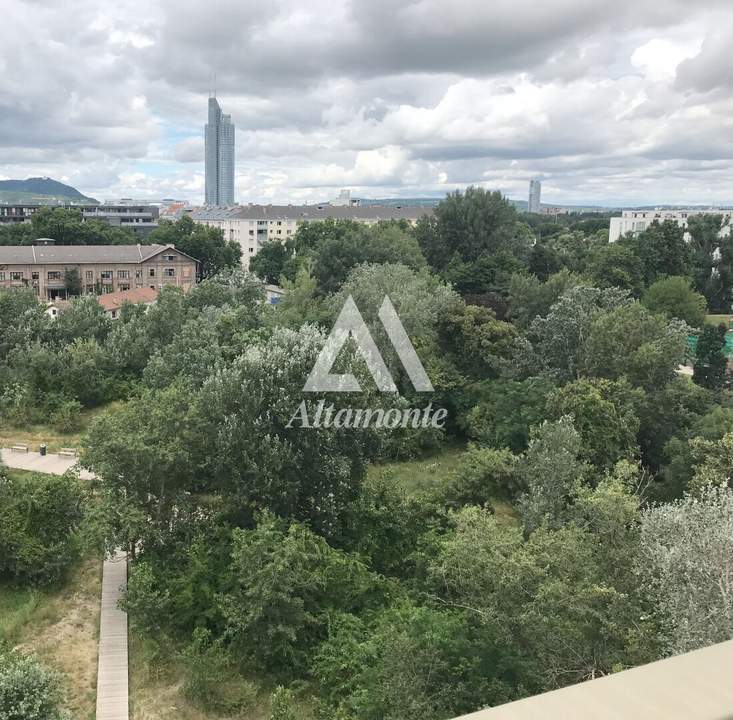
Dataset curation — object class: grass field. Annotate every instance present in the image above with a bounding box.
[705,314,733,327]
[0,557,102,720]
[366,444,467,495]
[367,443,516,523]
[0,401,121,453]
[129,633,311,720]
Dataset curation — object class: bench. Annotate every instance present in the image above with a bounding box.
[59,447,77,457]
[11,444,28,453]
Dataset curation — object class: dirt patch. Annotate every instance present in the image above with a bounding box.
[15,558,102,720]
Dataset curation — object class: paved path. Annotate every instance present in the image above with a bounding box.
[95,550,129,720]
[0,448,95,479]
[3,446,127,720]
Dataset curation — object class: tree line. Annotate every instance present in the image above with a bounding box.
[2,188,733,719]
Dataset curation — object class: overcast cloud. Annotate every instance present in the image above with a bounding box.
[1,0,732,205]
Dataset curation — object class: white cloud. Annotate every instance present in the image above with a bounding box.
[1,0,732,204]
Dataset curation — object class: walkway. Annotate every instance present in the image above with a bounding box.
[3,446,127,720]
[95,550,129,720]
[0,448,95,479]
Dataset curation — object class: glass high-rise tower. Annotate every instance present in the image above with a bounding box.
[528,178,541,214]
[205,97,235,206]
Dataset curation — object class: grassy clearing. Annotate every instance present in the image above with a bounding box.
[367,444,516,524]
[129,634,316,720]
[0,557,102,720]
[0,401,122,452]
[366,444,467,495]
[705,314,733,327]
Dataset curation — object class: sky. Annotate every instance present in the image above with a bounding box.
[1,0,732,206]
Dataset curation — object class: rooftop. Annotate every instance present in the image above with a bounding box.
[191,203,433,222]
[97,286,159,312]
[0,243,191,265]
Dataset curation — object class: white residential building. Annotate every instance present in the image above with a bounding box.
[609,208,732,242]
[191,204,432,269]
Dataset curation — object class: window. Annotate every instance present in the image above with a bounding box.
[135,269,142,279]
[164,254,176,261]
[85,284,95,294]
[149,268,155,277]
[10,272,23,281]
[118,270,130,279]
[163,268,175,277]
[85,270,93,280]
[0,272,5,280]
[101,270,113,279]
[32,272,39,280]
[249,247,254,253]
[118,283,130,291]
[111,310,118,319]
[47,271,62,280]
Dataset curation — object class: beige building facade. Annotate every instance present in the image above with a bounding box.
[0,242,197,300]
[192,204,433,269]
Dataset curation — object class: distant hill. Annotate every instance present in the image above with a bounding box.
[0,177,98,205]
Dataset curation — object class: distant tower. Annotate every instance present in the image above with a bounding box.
[528,178,542,214]
[205,96,235,206]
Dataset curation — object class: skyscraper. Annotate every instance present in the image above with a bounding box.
[528,178,541,214]
[205,96,235,206]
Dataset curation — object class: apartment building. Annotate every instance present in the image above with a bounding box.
[191,203,433,269]
[0,203,160,237]
[0,242,197,300]
[609,208,733,242]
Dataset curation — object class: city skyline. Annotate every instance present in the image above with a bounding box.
[1,1,733,206]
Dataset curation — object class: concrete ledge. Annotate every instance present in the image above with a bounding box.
[453,640,733,720]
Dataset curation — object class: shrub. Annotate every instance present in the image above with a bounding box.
[0,472,86,585]
[445,445,520,505]
[179,628,258,712]
[268,686,298,720]
[49,399,82,434]
[0,647,67,720]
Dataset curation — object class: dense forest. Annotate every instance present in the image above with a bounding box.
[2,189,733,719]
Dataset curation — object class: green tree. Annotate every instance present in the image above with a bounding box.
[52,295,111,345]
[549,378,642,468]
[0,289,49,362]
[221,513,383,673]
[587,244,644,295]
[693,324,728,389]
[508,269,584,329]
[149,216,241,278]
[639,485,733,654]
[0,648,67,720]
[522,285,630,381]
[584,302,690,389]
[62,267,81,298]
[315,603,519,720]
[431,505,652,691]
[311,223,426,296]
[517,417,589,532]
[642,276,707,327]
[249,239,292,284]
[621,220,691,286]
[415,187,532,294]
[0,470,86,585]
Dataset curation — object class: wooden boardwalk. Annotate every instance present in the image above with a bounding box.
[95,550,129,720]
